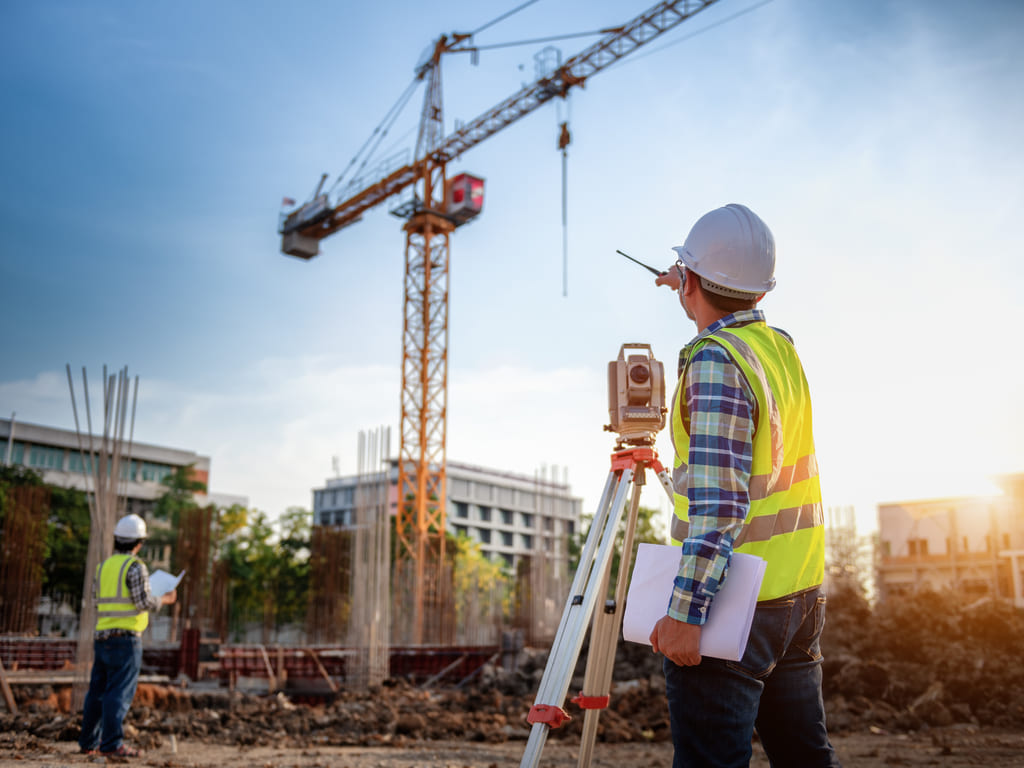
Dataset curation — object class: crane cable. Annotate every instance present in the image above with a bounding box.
[328,75,423,198]
[468,0,543,37]
[326,0,547,199]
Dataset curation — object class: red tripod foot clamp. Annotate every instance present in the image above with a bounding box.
[571,693,610,710]
[527,704,573,728]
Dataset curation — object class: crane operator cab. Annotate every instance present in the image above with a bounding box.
[445,173,484,226]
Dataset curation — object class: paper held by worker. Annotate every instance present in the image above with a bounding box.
[150,569,185,599]
[623,544,766,662]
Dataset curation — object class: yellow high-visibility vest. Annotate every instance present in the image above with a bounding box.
[95,554,149,633]
[670,321,824,601]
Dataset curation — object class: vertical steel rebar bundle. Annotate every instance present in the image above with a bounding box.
[66,365,138,708]
[0,485,50,633]
[175,505,215,635]
[348,426,392,686]
[305,526,352,644]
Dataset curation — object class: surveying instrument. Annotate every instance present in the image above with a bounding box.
[520,343,676,768]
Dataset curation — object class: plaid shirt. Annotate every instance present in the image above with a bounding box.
[95,557,160,639]
[668,309,789,624]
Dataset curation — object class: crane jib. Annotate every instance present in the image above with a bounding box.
[281,0,719,247]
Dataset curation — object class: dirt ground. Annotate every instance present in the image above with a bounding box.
[4,729,1024,767]
[5,590,1024,766]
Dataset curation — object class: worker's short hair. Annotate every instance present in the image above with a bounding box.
[696,278,760,313]
[113,536,142,553]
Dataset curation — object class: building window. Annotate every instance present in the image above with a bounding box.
[907,538,929,556]
[478,528,492,544]
[501,508,513,525]
[140,462,173,483]
[544,516,554,532]
[521,534,533,549]
[478,505,492,523]
[454,501,469,519]
[67,451,94,474]
[454,525,468,538]
[501,531,513,547]
[565,520,575,537]
[2,440,25,465]
[520,512,534,529]
[28,445,64,470]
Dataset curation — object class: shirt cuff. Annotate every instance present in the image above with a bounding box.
[667,583,711,625]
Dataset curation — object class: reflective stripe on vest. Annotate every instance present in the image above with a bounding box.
[95,554,149,633]
[670,321,824,601]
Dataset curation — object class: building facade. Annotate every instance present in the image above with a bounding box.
[877,473,1024,606]
[1,417,212,519]
[313,460,582,570]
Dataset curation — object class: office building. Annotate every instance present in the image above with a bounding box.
[313,459,582,570]
[876,473,1024,605]
[1,417,213,519]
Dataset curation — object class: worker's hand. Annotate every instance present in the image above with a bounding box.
[161,589,177,606]
[655,266,681,291]
[650,615,702,666]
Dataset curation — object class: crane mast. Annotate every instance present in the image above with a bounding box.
[279,0,720,645]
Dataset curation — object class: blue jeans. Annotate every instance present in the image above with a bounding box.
[79,634,142,753]
[664,587,841,768]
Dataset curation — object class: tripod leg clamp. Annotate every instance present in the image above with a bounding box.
[527,704,573,728]
[571,693,610,710]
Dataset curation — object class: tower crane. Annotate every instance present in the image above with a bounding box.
[279,0,720,645]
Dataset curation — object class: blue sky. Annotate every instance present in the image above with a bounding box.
[2,0,1022,534]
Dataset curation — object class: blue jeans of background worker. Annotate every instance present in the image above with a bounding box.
[664,586,841,768]
[78,634,142,753]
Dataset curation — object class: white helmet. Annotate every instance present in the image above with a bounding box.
[113,514,148,540]
[672,203,776,297]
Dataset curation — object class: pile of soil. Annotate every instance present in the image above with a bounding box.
[3,588,1024,752]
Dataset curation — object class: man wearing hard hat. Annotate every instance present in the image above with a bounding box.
[650,205,840,767]
[78,514,177,758]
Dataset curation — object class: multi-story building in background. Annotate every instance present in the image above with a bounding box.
[0,417,244,569]
[313,459,582,570]
[877,473,1024,606]
[1,417,213,517]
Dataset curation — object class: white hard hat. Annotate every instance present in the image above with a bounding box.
[113,514,148,540]
[672,203,776,297]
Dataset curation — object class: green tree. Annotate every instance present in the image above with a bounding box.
[450,531,511,626]
[569,504,668,588]
[43,484,91,604]
[216,506,312,641]
[152,465,207,571]
[274,507,311,626]
[0,466,90,607]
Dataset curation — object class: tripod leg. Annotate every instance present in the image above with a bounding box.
[520,465,636,768]
[656,466,675,505]
[576,466,646,768]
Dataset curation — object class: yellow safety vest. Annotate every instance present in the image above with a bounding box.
[670,320,824,601]
[95,554,149,633]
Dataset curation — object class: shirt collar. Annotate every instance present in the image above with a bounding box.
[695,308,765,342]
[677,309,766,378]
